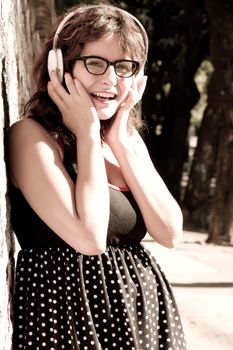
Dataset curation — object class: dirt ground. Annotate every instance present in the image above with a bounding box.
[143,231,233,350]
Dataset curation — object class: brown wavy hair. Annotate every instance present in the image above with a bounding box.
[24,2,148,158]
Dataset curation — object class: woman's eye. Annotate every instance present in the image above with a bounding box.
[88,60,105,68]
[117,63,131,73]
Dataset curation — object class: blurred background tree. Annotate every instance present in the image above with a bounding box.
[53,0,233,245]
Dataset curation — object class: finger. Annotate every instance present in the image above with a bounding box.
[119,90,134,110]
[137,75,147,100]
[64,73,80,96]
[73,78,96,108]
[73,78,90,98]
[47,81,66,112]
[49,70,70,101]
[131,75,138,93]
[131,75,143,101]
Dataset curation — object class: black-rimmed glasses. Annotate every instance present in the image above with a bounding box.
[76,56,139,78]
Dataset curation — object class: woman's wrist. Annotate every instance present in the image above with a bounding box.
[74,125,101,142]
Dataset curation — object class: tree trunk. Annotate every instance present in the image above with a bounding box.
[207,109,233,244]
[0,1,55,348]
[204,0,233,244]
[182,70,222,230]
[141,0,208,201]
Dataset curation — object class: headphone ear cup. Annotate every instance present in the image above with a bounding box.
[48,50,57,80]
[47,49,64,83]
[56,49,64,83]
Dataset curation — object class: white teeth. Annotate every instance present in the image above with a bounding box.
[92,92,115,100]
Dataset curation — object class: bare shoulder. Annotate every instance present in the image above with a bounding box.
[8,118,52,145]
[7,118,64,187]
[7,118,62,158]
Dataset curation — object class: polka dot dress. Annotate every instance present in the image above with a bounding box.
[13,243,186,349]
[10,159,187,349]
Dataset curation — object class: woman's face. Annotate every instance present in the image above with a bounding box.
[72,34,133,120]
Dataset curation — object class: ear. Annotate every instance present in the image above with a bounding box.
[47,49,64,83]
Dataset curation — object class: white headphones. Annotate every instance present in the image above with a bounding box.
[47,5,148,83]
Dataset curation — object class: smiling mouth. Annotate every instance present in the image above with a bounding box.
[91,92,116,101]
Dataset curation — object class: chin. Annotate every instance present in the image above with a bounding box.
[98,115,113,121]
[97,110,116,121]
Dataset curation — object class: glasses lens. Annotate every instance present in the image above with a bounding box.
[85,57,107,75]
[115,61,138,77]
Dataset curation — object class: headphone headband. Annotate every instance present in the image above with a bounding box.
[53,5,148,55]
[48,5,148,83]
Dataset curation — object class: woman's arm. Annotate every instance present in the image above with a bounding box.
[7,73,109,255]
[105,75,183,248]
[108,127,183,248]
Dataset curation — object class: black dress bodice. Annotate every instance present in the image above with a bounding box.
[9,152,147,250]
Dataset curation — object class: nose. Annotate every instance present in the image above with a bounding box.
[100,65,117,85]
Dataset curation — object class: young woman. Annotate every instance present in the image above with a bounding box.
[7,3,187,349]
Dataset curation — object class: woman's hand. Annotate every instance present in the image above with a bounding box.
[47,71,100,137]
[120,73,147,113]
[105,74,147,145]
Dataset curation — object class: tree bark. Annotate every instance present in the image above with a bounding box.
[141,0,208,201]
[204,0,233,244]
[182,70,222,230]
[0,1,55,348]
[183,0,233,238]
[207,109,233,244]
